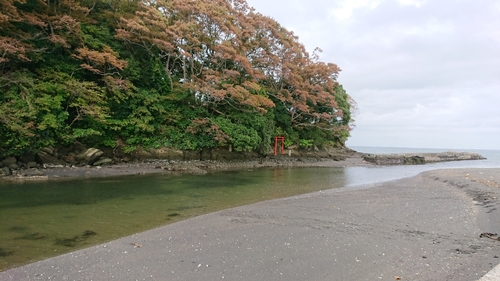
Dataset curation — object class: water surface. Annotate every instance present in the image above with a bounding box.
[1,147,499,270]
[0,167,346,270]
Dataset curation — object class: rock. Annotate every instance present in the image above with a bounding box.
[364,154,398,165]
[26,162,39,169]
[363,152,485,165]
[11,171,48,181]
[76,148,104,165]
[131,147,154,160]
[40,146,55,156]
[404,155,426,165]
[200,148,262,161]
[424,152,486,162]
[331,155,346,161]
[8,163,20,170]
[183,150,201,161]
[186,167,208,175]
[72,142,87,154]
[19,153,36,164]
[0,167,11,177]
[1,157,17,166]
[26,169,45,176]
[57,142,85,161]
[99,147,114,159]
[36,151,65,165]
[92,157,113,166]
[149,147,184,160]
[61,154,76,164]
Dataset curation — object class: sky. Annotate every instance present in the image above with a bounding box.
[245,0,500,150]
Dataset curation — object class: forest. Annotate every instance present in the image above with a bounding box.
[0,0,355,158]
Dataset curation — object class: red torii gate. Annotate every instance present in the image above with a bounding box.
[274,136,285,155]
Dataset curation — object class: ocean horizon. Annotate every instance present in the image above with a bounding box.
[342,146,500,188]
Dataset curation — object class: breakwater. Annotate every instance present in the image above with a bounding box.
[362,151,486,165]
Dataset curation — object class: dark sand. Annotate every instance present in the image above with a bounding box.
[1,168,500,280]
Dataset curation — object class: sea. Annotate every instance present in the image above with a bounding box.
[344,146,500,187]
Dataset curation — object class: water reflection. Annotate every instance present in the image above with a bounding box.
[1,149,499,270]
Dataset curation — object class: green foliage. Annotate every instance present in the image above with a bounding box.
[81,24,113,50]
[182,119,229,151]
[299,139,314,148]
[0,0,354,158]
[212,117,261,152]
[333,84,353,126]
[275,127,295,148]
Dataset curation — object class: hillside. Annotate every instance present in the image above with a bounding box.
[0,0,354,159]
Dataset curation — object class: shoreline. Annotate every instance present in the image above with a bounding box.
[1,155,375,181]
[0,148,487,182]
[2,167,500,280]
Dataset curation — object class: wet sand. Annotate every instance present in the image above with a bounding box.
[1,168,500,280]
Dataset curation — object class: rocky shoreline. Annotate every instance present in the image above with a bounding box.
[0,143,362,180]
[363,151,486,165]
[0,143,487,181]
[0,155,372,181]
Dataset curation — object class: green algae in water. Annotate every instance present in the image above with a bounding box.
[0,167,346,270]
[14,232,46,240]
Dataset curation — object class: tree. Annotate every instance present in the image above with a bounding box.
[0,0,355,157]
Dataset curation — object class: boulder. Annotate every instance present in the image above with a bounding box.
[0,167,11,177]
[92,157,113,166]
[131,147,154,160]
[1,157,17,166]
[26,162,39,169]
[8,163,20,170]
[404,155,425,164]
[61,154,76,164]
[19,153,36,164]
[40,146,55,156]
[57,142,86,160]
[57,146,74,159]
[36,151,65,165]
[72,142,87,154]
[75,148,104,165]
[99,147,114,159]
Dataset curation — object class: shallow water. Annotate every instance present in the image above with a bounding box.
[0,167,347,270]
[1,147,499,271]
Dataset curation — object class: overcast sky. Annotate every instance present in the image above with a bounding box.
[245,0,500,150]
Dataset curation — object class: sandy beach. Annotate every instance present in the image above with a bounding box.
[1,167,500,280]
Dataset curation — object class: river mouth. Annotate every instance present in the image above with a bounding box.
[0,167,346,271]
[2,148,498,272]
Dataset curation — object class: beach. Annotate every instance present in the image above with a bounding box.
[1,167,499,280]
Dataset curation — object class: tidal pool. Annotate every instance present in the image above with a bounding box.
[0,167,347,270]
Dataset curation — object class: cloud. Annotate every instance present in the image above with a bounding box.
[245,0,500,149]
[329,0,382,21]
